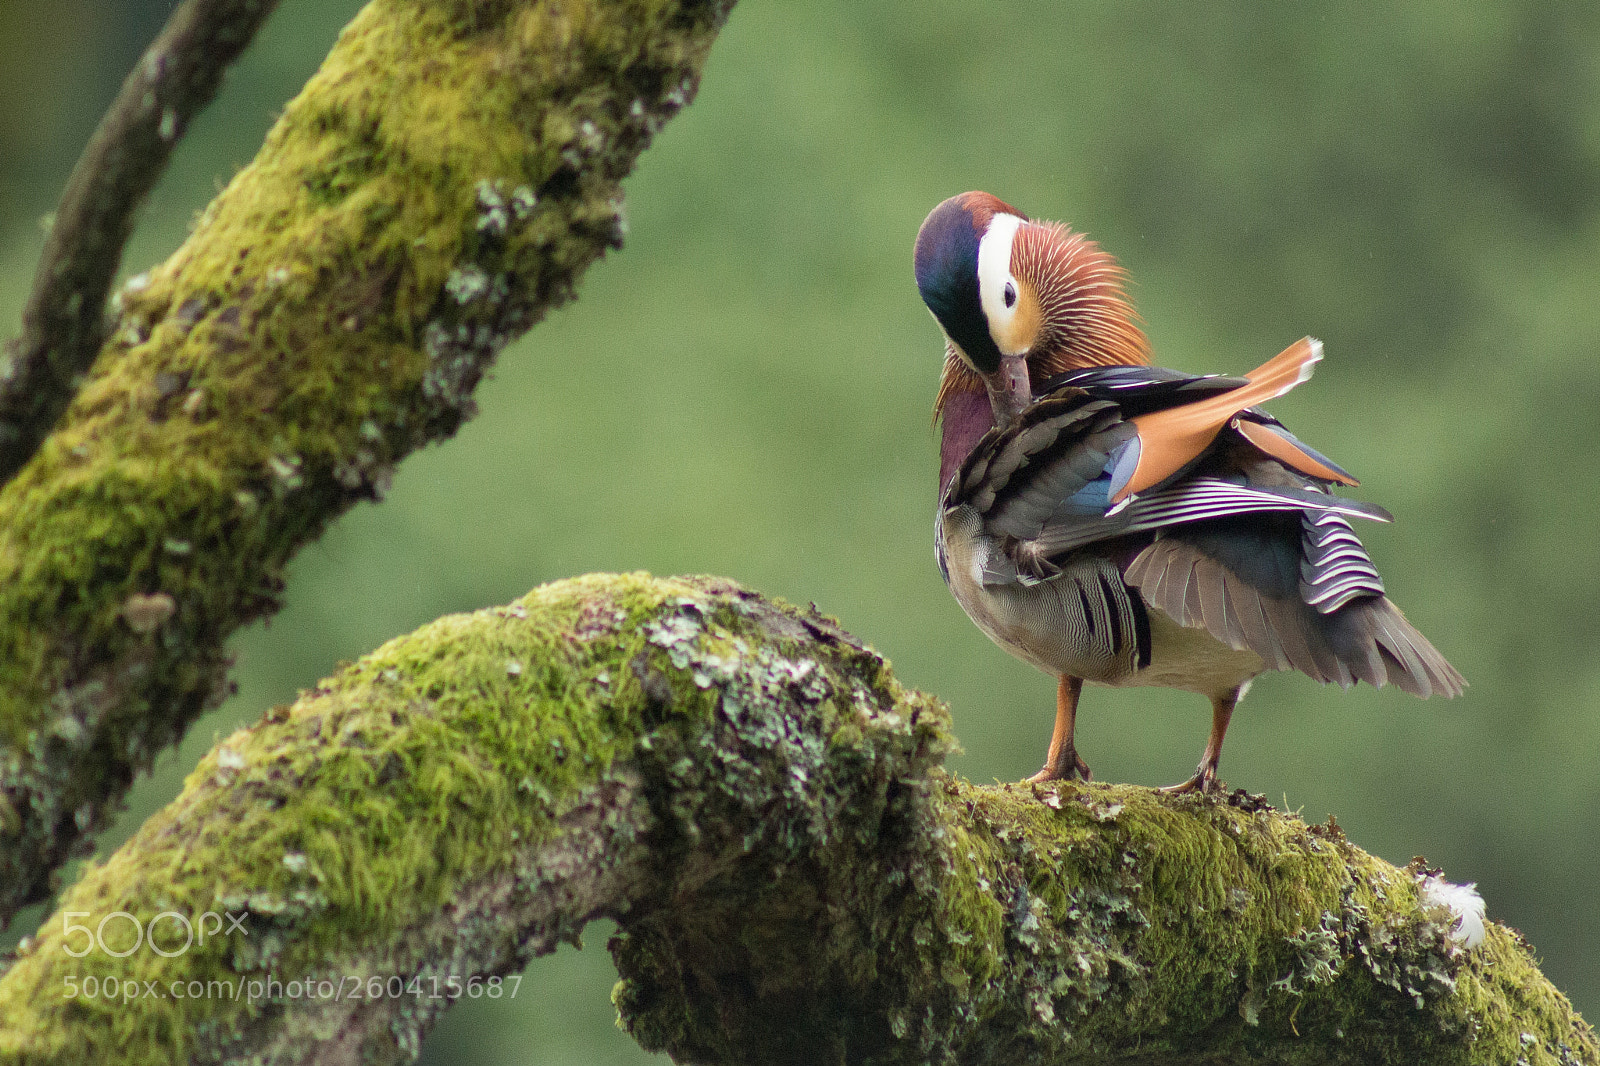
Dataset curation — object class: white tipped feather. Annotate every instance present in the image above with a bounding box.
[1297,337,1324,386]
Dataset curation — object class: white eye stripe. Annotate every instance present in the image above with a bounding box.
[977,213,1024,347]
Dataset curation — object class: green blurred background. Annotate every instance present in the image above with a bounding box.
[3,0,1598,1059]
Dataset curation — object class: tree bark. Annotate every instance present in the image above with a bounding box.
[0,574,1592,1066]
[0,0,736,924]
[0,0,283,487]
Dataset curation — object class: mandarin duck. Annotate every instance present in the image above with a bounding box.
[914,191,1464,792]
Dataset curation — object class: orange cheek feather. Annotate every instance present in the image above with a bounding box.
[997,280,1043,355]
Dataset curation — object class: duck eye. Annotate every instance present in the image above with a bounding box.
[1003,281,1017,309]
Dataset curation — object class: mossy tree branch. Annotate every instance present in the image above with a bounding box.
[0,0,283,488]
[0,0,736,923]
[0,574,1591,1065]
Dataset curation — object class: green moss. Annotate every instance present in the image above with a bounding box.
[613,770,1597,1066]
[0,0,737,919]
[2,574,1591,1065]
[0,573,953,1064]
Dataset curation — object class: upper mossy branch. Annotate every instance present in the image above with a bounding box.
[0,574,1592,1066]
[0,0,283,487]
[0,0,736,922]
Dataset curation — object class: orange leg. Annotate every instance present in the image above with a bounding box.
[1027,676,1091,783]
[1161,686,1242,794]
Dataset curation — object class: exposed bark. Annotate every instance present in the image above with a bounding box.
[0,0,282,487]
[0,574,1591,1065]
[0,0,737,924]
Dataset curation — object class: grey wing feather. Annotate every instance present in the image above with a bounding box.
[976,408,1129,541]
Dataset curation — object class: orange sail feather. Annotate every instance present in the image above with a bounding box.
[1110,337,1326,504]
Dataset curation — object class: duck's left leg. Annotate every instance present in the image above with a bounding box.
[1162,684,1245,794]
[1028,676,1092,783]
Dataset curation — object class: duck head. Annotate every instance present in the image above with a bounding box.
[913,191,1151,427]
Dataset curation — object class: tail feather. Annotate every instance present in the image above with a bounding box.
[1127,534,1464,697]
[1341,597,1466,698]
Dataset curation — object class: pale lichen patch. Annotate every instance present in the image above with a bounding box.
[120,592,176,634]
